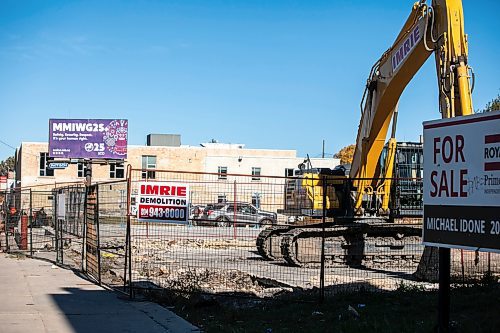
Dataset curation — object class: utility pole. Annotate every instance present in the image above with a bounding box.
[84,159,93,188]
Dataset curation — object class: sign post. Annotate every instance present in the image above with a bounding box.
[423,111,500,332]
[48,118,128,279]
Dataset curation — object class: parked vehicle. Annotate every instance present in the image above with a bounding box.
[199,202,277,227]
[189,205,204,220]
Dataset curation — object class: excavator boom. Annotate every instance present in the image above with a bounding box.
[256,0,475,268]
[350,0,473,214]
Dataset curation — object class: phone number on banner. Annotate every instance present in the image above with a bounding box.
[139,205,187,221]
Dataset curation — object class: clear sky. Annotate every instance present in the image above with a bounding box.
[0,0,498,161]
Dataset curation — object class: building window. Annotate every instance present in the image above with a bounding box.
[217,195,227,203]
[77,162,87,178]
[252,193,261,208]
[110,163,125,179]
[39,153,54,177]
[142,155,156,179]
[218,166,227,180]
[251,167,261,181]
[285,168,295,177]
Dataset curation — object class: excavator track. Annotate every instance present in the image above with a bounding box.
[279,223,423,268]
[256,221,336,261]
[280,226,356,268]
[256,225,291,260]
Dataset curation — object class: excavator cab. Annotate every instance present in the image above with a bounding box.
[389,142,424,218]
[355,141,423,218]
[281,167,349,221]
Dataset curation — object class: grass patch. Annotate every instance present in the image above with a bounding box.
[147,284,500,333]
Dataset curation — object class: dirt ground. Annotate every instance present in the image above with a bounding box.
[61,226,499,299]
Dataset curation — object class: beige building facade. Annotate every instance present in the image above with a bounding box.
[13,138,340,214]
[15,139,340,190]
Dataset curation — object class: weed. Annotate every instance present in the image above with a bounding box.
[395,280,426,292]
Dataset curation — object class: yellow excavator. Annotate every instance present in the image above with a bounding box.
[257,0,474,267]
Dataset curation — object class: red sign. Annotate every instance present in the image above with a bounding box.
[137,182,190,224]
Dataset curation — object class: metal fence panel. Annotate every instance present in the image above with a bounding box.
[84,185,101,284]
[56,185,86,270]
[120,169,499,301]
[1,189,56,260]
[2,168,498,303]
[124,168,322,300]
[96,180,128,290]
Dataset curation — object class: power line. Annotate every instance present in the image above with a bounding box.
[0,139,40,159]
[0,139,17,151]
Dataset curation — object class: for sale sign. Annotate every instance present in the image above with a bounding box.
[423,111,500,253]
[137,182,189,224]
[49,119,128,159]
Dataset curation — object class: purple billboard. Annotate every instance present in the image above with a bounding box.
[49,119,128,159]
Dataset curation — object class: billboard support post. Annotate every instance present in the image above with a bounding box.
[438,247,450,333]
[85,160,92,189]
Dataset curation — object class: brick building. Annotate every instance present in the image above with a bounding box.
[15,135,340,190]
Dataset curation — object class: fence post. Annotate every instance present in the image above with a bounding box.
[82,187,87,273]
[5,197,10,252]
[124,203,130,294]
[320,176,326,303]
[29,190,33,256]
[460,249,465,283]
[96,185,101,285]
[57,189,65,265]
[54,191,59,261]
[125,164,133,298]
[20,214,28,250]
[128,206,133,298]
[488,252,491,278]
[233,180,237,240]
[77,187,83,237]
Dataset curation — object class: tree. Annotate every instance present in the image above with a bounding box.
[334,144,356,165]
[0,156,15,176]
[479,93,500,113]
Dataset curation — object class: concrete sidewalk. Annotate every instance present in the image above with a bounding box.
[0,254,200,333]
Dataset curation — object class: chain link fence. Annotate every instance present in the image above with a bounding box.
[1,169,498,303]
[1,185,85,266]
[126,168,295,298]
[96,181,128,289]
[1,188,57,261]
[121,168,499,301]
